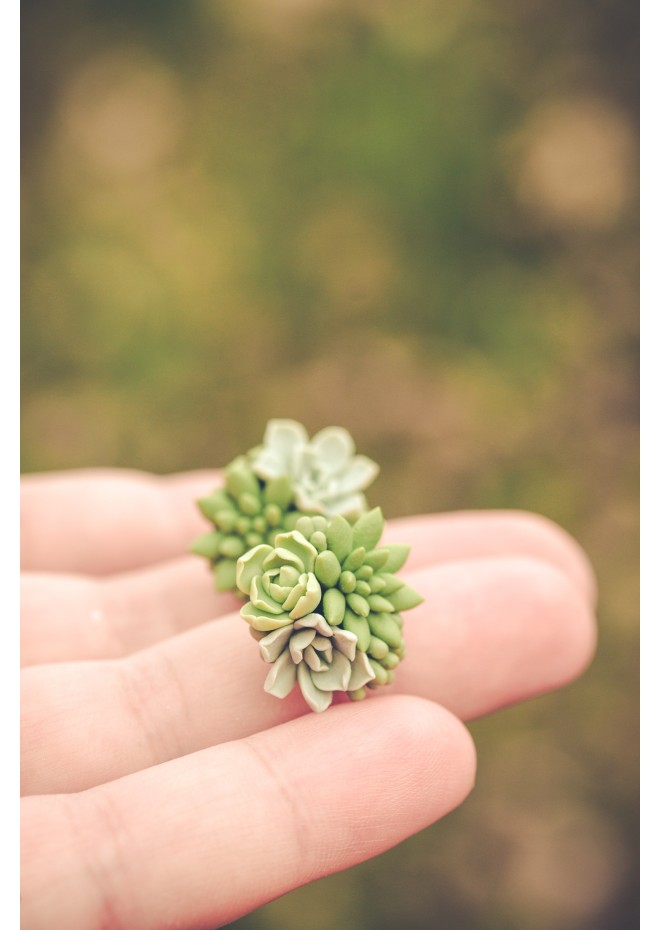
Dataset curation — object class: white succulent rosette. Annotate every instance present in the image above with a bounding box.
[236,530,375,713]
[253,613,375,714]
[249,419,379,518]
[236,509,423,713]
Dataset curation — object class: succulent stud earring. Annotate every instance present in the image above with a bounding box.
[190,420,423,712]
[236,507,423,712]
[191,419,379,590]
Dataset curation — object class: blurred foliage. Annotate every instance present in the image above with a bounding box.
[21,1,638,928]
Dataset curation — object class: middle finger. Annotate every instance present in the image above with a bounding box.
[21,556,595,796]
[21,509,595,666]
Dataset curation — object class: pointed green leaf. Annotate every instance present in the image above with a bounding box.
[347,592,370,617]
[225,457,261,500]
[314,549,342,587]
[377,573,405,595]
[341,609,371,651]
[237,492,261,516]
[364,548,390,570]
[189,531,222,559]
[351,507,384,552]
[310,531,327,552]
[381,651,400,670]
[263,474,295,509]
[264,503,283,528]
[387,584,424,612]
[339,570,357,594]
[381,544,411,573]
[323,587,346,625]
[342,546,366,572]
[368,613,403,649]
[355,565,374,581]
[367,594,395,613]
[326,514,353,562]
[214,558,238,591]
[217,535,247,559]
[197,488,229,521]
[367,635,389,660]
[368,658,389,686]
[348,687,367,701]
[368,575,387,594]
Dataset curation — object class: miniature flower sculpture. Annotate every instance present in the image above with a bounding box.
[236,507,423,712]
[190,454,301,590]
[190,420,379,591]
[250,419,379,518]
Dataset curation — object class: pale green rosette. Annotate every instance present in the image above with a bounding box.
[236,508,423,712]
[249,419,379,518]
[190,420,379,592]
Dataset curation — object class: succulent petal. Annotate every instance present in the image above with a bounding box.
[308,426,355,468]
[297,664,333,713]
[289,628,317,663]
[264,651,297,698]
[259,625,294,663]
[288,573,322,619]
[235,544,273,596]
[347,651,376,690]
[310,651,352,692]
[292,613,334,636]
[250,575,286,614]
[241,602,294,632]
[330,628,358,662]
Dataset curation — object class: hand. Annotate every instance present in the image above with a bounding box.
[20,469,597,930]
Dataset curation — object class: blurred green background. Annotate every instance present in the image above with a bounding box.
[21,1,638,928]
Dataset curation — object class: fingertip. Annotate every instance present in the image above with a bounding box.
[519,557,598,688]
[368,694,478,808]
[503,510,599,609]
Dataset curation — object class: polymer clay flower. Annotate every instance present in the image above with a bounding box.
[190,455,301,590]
[249,419,379,518]
[191,419,379,590]
[236,508,423,712]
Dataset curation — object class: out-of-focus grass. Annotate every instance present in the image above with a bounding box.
[22,1,638,928]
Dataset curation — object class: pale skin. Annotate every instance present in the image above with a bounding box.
[20,469,598,930]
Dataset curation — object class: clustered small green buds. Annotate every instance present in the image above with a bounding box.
[236,507,423,712]
[190,419,379,591]
[190,455,302,590]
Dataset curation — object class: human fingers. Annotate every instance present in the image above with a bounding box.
[20,558,239,666]
[389,509,596,606]
[21,509,594,666]
[21,696,475,930]
[20,469,219,575]
[21,557,595,795]
[21,467,596,605]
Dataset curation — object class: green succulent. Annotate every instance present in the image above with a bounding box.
[190,420,380,591]
[236,507,423,712]
[190,455,303,590]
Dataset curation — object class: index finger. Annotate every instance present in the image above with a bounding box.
[21,469,219,575]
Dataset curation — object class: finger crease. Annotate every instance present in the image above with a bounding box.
[241,739,314,870]
[118,653,187,766]
[63,792,139,930]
